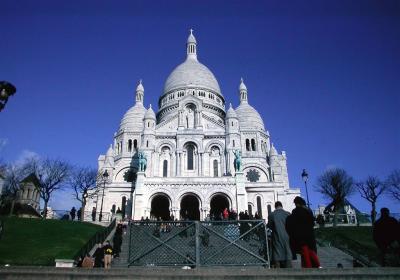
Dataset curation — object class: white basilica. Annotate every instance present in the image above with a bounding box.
[88,31,300,221]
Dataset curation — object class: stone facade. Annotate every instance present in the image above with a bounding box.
[87,31,300,221]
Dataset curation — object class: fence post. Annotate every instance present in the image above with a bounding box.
[195,221,200,268]
[264,222,271,268]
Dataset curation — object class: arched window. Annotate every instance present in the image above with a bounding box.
[231,121,234,127]
[256,196,262,218]
[246,139,250,151]
[148,122,150,127]
[163,160,168,177]
[213,160,218,177]
[251,139,256,151]
[128,139,132,152]
[187,144,194,170]
[232,140,235,147]
[146,140,149,147]
[133,139,137,149]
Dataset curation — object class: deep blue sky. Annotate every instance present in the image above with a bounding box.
[1,1,399,213]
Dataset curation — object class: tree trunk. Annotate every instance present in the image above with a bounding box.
[333,208,339,227]
[371,202,376,224]
[9,200,15,217]
[81,201,86,222]
[43,200,48,219]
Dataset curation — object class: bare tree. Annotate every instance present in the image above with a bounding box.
[386,169,400,202]
[69,166,99,221]
[356,176,387,223]
[0,160,34,216]
[315,168,354,226]
[26,158,71,218]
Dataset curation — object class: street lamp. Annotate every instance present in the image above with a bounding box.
[99,170,109,222]
[0,81,17,112]
[301,169,310,209]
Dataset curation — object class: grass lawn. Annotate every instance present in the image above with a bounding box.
[315,226,399,267]
[0,216,102,266]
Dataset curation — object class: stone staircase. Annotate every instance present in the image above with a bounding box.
[113,225,356,269]
[111,228,130,267]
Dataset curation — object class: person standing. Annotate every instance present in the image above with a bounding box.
[103,241,113,269]
[223,208,229,220]
[70,207,76,221]
[77,208,81,221]
[93,243,104,268]
[267,201,292,268]
[91,207,96,222]
[373,207,399,266]
[81,253,94,268]
[286,196,320,268]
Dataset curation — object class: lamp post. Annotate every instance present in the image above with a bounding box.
[0,81,17,112]
[301,169,310,209]
[99,170,109,222]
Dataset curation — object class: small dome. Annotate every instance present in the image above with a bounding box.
[164,59,221,95]
[235,103,265,131]
[187,29,197,44]
[144,104,156,119]
[239,78,247,91]
[119,103,146,132]
[226,103,237,119]
[136,80,144,92]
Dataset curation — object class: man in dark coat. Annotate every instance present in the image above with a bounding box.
[70,207,76,221]
[93,243,104,268]
[373,207,399,266]
[286,196,320,268]
[268,201,292,268]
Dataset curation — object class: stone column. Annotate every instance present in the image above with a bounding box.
[133,171,146,220]
[235,172,248,213]
[178,110,184,130]
[199,152,203,176]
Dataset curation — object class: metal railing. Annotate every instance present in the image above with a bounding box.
[73,218,116,261]
[128,220,270,267]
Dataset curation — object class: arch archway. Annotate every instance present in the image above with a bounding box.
[180,194,200,220]
[210,194,230,220]
[150,194,170,221]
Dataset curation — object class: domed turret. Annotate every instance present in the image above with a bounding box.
[144,104,156,120]
[226,103,238,119]
[235,78,265,131]
[119,80,146,132]
[163,30,221,95]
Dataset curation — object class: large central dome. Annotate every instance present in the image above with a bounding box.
[164,59,221,94]
[162,30,221,95]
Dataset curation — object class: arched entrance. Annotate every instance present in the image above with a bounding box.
[180,194,200,220]
[150,194,170,221]
[210,194,230,220]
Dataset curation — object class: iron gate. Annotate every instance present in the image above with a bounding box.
[128,220,269,267]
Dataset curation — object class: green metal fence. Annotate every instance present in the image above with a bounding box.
[128,220,270,267]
